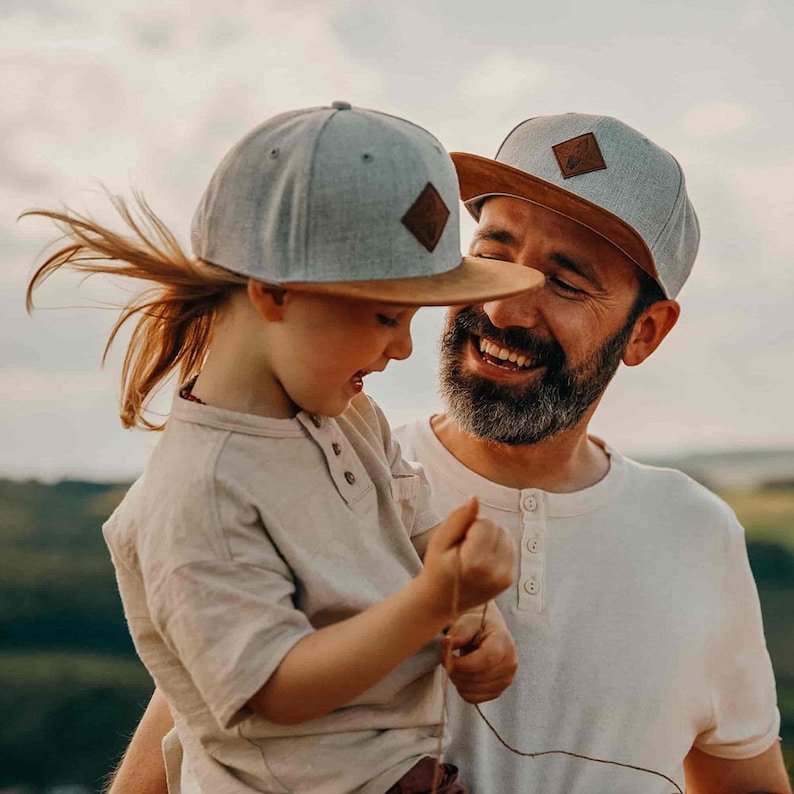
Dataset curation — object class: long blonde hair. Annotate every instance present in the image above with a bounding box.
[23,192,248,430]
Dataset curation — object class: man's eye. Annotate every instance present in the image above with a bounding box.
[550,277,585,296]
[376,313,400,327]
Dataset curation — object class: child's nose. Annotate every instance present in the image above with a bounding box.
[386,327,413,361]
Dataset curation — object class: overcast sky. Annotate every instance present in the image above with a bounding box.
[2,0,792,481]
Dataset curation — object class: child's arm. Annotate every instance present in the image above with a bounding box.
[248,497,513,725]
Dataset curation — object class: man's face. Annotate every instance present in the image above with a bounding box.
[439,196,642,445]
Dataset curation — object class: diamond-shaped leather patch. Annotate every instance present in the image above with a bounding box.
[552,132,607,179]
[401,182,450,252]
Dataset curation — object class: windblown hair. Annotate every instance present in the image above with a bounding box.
[23,192,248,431]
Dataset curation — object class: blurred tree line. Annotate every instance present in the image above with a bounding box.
[1,477,793,790]
[0,480,152,792]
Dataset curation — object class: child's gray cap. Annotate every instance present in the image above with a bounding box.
[452,113,700,298]
[191,102,541,305]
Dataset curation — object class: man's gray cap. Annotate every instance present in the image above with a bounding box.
[191,102,541,306]
[452,113,700,298]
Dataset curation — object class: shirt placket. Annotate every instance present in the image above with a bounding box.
[517,490,546,613]
[298,413,370,506]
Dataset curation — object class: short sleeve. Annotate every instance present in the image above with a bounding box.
[367,397,439,537]
[148,555,313,731]
[694,510,781,759]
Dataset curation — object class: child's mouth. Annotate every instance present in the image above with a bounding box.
[351,371,366,389]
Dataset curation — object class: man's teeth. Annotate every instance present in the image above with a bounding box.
[479,337,534,369]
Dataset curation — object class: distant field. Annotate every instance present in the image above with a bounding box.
[0,650,151,687]
[719,485,794,551]
[716,484,794,786]
[0,652,152,791]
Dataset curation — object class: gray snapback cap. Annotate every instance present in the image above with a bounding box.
[452,113,700,298]
[191,102,541,306]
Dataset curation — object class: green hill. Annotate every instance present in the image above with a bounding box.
[0,478,151,792]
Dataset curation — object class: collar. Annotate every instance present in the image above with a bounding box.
[415,416,626,517]
[170,386,306,438]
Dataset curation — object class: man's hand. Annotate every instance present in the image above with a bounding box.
[441,602,518,704]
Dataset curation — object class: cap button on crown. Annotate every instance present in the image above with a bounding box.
[332,100,352,110]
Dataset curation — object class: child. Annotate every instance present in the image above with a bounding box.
[25,103,538,794]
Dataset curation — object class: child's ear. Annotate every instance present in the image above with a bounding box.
[248,281,288,321]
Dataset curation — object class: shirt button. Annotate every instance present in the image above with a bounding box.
[526,536,540,554]
[344,471,356,485]
[310,414,321,428]
[332,442,342,456]
[523,495,537,512]
[523,577,540,595]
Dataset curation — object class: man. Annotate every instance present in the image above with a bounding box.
[395,114,789,794]
[106,114,790,793]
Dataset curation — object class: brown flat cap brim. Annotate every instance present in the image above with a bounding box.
[451,152,658,282]
[277,254,543,306]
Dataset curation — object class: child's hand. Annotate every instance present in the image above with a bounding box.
[419,497,514,619]
[441,607,518,703]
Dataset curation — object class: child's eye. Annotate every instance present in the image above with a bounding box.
[376,313,400,327]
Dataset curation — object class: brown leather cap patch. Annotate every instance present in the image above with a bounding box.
[552,132,607,179]
[401,182,450,252]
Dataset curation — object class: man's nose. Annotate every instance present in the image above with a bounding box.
[482,287,544,331]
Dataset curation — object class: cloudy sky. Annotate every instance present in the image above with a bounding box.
[2,0,792,480]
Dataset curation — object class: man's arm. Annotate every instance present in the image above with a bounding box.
[104,688,172,794]
[684,741,792,794]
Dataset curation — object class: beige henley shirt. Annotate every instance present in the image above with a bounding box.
[103,393,443,793]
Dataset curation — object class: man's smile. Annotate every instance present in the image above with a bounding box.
[476,335,537,370]
[465,334,547,382]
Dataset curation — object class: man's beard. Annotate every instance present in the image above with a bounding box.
[438,305,636,445]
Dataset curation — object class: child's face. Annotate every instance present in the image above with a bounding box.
[271,292,419,417]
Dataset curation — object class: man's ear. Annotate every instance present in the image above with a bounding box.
[623,300,681,367]
[247,281,288,321]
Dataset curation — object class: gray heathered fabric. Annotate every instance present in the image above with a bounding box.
[484,113,700,298]
[191,104,462,284]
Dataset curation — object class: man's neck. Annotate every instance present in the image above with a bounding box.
[430,413,610,493]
